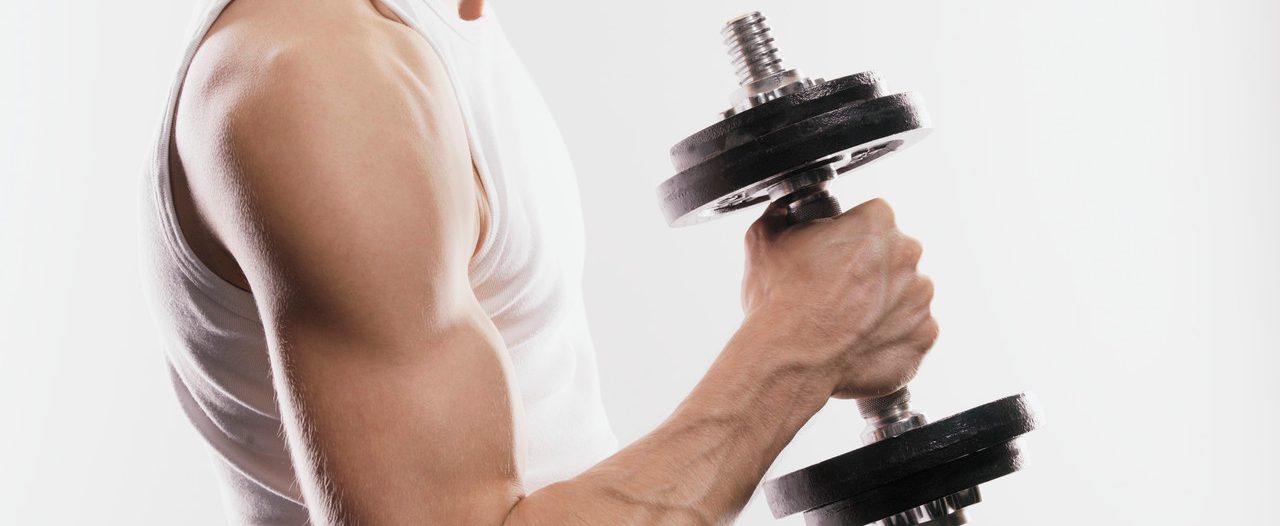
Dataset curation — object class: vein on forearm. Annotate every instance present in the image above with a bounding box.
[510,341,827,526]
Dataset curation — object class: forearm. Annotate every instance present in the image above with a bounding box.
[507,319,833,525]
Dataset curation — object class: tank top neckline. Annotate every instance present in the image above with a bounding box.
[378,0,486,43]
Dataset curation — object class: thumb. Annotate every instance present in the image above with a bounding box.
[751,199,792,239]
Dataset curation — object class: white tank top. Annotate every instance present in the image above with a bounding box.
[139,1,618,523]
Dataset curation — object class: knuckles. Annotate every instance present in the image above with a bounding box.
[852,198,896,229]
[915,275,935,304]
[897,235,924,267]
[917,316,940,349]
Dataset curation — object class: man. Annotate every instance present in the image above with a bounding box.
[140,0,938,523]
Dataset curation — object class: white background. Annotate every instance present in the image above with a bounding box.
[2,0,1278,524]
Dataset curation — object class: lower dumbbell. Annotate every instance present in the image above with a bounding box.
[656,11,1041,525]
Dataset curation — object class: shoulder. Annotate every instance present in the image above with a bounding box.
[178,0,465,153]
[171,0,480,285]
[174,0,474,201]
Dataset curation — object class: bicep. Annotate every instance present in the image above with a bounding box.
[190,38,524,525]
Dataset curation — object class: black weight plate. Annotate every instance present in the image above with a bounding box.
[658,92,931,227]
[671,72,886,172]
[805,440,1026,526]
[765,393,1040,518]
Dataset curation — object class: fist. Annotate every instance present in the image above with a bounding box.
[741,198,938,399]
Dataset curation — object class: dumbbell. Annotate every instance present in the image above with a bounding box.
[656,12,1041,525]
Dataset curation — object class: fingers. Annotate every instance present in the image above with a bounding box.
[844,197,897,231]
[898,234,924,267]
[870,273,936,350]
[832,344,925,399]
[910,315,940,351]
[873,288,935,346]
[912,274,935,309]
[842,314,936,398]
[883,235,927,310]
[892,278,939,351]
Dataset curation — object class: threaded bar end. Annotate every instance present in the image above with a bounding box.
[722,12,787,86]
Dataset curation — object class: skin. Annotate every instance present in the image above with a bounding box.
[170,0,938,524]
[459,0,484,21]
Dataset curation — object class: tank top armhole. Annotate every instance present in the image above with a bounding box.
[468,155,502,280]
[150,0,259,320]
[375,0,504,281]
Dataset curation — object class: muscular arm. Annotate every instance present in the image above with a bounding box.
[177,5,843,525]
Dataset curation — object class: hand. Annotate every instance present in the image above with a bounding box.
[740,198,938,399]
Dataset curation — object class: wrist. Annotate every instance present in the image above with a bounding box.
[721,310,838,420]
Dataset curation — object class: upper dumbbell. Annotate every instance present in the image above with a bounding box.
[657,11,931,227]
